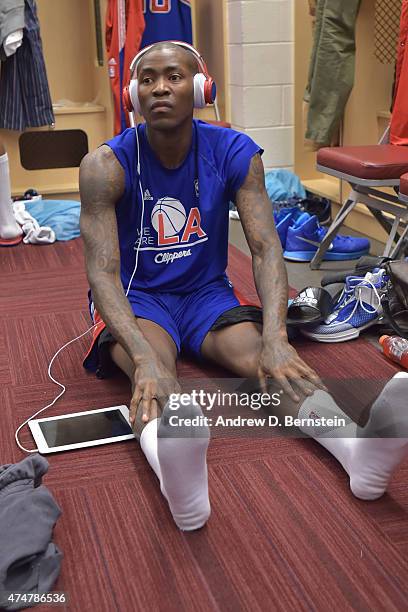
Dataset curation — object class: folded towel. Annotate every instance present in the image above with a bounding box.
[13,202,56,245]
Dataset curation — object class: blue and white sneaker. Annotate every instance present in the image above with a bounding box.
[284,213,370,262]
[301,269,387,342]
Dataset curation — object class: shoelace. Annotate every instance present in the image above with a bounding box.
[331,276,363,311]
[316,226,358,244]
[333,275,385,326]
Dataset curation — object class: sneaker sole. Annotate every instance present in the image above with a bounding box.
[300,318,381,342]
[319,216,332,226]
[0,234,23,247]
[283,248,369,262]
[300,213,331,226]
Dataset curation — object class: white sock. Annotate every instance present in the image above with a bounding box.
[298,373,408,500]
[297,391,357,469]
[139,418,162,481]
[0,153,22,240]
[140,398,211,531]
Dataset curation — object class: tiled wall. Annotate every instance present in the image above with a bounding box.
[227,0,294,170]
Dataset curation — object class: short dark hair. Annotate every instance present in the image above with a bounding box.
[135,42,199,77]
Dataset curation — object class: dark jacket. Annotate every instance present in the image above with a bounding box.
[0,454,62,611]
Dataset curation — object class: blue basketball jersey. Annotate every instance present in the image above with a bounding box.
[141,0,192,48]
[105,119,262,294]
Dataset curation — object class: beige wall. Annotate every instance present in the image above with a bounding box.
[37,0,113,135]
[227,0,295,170]
[37,0,95,103]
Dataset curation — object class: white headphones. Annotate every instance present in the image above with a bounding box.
[123,40,217,116]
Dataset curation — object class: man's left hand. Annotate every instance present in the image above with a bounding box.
[258,340,327,402]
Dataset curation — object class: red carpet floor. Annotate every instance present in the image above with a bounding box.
[1,238,407,611]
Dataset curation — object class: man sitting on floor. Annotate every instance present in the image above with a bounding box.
[79,41,408,532]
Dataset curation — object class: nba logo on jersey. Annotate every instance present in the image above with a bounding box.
[151,197,206,246]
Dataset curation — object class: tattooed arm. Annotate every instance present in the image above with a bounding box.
[236,154,288,342]
[79,146,156,366]
[236,154,324,400]
[80,147,180,426]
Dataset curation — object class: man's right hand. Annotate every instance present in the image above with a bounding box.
[129,359,180,427]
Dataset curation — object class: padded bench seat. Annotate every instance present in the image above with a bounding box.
[317,145,408,181]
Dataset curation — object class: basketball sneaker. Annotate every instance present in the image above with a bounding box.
[301,269,387,342]
[274,208,299,248]
[272,195,331,225]
[284,213,370,262]
[298,196,332,225]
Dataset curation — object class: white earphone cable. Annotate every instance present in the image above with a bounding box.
[14,322,103,453]
[125,118,145,298]
[15,113,144,454]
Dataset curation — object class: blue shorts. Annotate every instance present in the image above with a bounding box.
[83,275,262,376]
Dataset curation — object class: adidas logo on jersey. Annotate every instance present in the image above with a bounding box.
[144,189,153,201]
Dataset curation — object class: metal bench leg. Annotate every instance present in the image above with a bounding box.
[310,191,358,270]
[390,223,408,259]
[370,208,406,251]
[370,208,394,235]
[384,217,401,257]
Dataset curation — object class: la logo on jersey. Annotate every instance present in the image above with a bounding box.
[151,197,207,247]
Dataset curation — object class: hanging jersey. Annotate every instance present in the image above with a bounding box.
[105,0,145,135]
[141,0,192,48]
[0,0,54,130]
[105,119,262,293]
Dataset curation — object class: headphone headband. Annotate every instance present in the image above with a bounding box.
[124,40,216,116]
[129,40,209,77]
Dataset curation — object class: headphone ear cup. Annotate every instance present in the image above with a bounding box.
[123,86,133,113]
[204,78,217,105]
[193,73,207,108]
[193,73,217,108]
[129,79,141,115]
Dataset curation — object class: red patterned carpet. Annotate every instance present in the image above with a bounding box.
[1,238,407,611]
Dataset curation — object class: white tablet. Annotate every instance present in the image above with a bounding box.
[28,405,134,454]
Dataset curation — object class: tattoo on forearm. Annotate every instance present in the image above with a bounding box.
[236,154,289,338]
[79,148,153,364]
